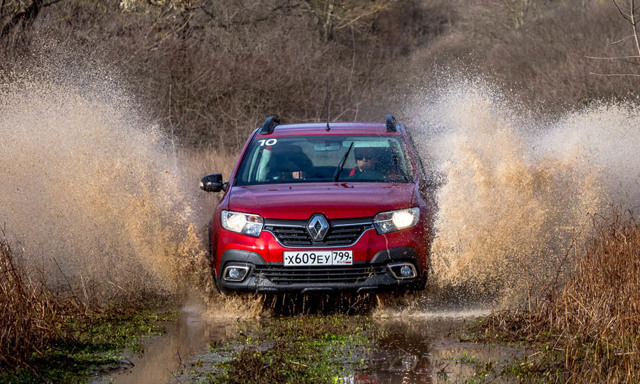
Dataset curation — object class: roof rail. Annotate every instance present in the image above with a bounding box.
[385,114,397,132]
[260,115,280,134]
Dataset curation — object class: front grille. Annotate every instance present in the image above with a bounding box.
[264,217,373,247]
[268,225,311,246]
[253,265,387,285]
[325,226,367,245]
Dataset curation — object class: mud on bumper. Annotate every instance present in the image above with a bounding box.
[216,247,426,294]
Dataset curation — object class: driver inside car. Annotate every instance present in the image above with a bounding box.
[349,147,385,180]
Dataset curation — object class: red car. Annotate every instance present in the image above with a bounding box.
[200,115,434,294]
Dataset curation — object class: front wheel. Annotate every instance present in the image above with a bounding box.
[207,221,223,295]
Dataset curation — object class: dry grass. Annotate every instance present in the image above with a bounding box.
[556,210,640,382]
[484,208,640,382]
[179,147,237,185]
[177,146,236,237]
[0,231,62,369]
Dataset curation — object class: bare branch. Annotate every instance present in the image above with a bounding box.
[612,0,633,23]
[589,71,640,77]
[612,34,634,44]
[586,55,640,59]
[630,0,640,56]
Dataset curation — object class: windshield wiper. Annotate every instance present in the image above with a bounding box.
[333,142,354,182]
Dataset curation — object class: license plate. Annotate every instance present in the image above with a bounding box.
[283,250,353,266]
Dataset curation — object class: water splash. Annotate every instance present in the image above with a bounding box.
[409,83,640,305]
[0,73,207,304]
[5,67,640,313]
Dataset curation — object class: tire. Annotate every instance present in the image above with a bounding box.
[207,221,223,294]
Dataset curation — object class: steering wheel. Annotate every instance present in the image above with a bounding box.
[351,169,386,181]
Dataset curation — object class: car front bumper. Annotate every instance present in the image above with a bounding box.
[216,247,426,294]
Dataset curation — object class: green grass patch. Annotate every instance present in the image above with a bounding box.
[198,316,375,384]
[0,302,177,384]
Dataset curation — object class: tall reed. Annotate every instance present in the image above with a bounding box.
[485,209,640,382]
[0,232,61,369]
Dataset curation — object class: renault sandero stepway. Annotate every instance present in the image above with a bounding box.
[200,114,434,294]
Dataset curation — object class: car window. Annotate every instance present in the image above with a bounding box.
[235,135,414,185]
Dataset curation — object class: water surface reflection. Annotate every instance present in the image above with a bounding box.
[104,304,525,383]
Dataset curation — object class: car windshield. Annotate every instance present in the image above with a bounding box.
[235,135,414,185]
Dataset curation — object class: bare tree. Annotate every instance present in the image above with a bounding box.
[587,0,640,77]
[612,0,640,56]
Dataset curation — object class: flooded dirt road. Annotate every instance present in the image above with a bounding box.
[100,299,526,384]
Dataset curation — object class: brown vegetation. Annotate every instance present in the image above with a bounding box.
[483,209,640,382]
[0,231,62,369]
[3,0,640,147]
[2,0,453,150]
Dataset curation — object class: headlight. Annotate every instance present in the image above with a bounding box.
[221,210,264,237]
[373,207,420,234]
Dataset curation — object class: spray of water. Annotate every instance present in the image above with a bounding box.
[0,72,208,304]
[5,63,640,314]
[408,82,640,306]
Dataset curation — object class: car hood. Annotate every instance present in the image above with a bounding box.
[227,183,416,219]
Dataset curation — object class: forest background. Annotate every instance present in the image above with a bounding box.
[2,0,637,151]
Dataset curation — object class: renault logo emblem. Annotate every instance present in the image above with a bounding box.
[307,214,329,242]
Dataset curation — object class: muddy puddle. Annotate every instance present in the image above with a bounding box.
[98,300,527,384]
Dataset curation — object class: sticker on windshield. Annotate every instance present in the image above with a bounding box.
[258,139,278,146]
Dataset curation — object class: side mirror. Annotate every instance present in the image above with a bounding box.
[200,174,226,192]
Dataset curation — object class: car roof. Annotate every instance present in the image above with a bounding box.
[254,122,403,138]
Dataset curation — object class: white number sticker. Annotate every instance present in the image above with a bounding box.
[258,139,278,146]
